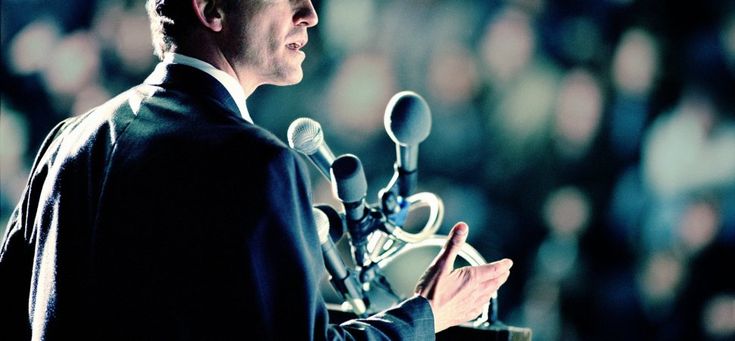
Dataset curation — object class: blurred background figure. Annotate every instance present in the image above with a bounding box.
[2,0,734,339]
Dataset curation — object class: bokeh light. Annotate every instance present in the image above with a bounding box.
[489,61,559,152]
[426,43,480,106]
[702,294,735,338]
[553,68,603,159]
[543,186,590,238]
[480,6,536,87]
[1,1,734,339]
[322,0,376,55]
[8,19,61,75]
[325,53,397,144]
[42,31,100,97]
[612,28,659,96]
[643,90,735,198]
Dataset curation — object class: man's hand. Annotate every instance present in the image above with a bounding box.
[414,222,513,333]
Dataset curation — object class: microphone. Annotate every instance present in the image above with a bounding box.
[330,154,368,223]
[313,204,345,244]
[330,154,374,267]
[313,206,367,316]
[383,91,432,197]
[288,117,336,180]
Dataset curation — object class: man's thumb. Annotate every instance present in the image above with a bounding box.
[440,222,469,271]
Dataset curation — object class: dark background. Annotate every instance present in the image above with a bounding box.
[2,0,734,339]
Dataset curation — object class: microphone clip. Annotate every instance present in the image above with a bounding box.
[345,206,385,267]
[382,163,419,201]
[378,164,417,228]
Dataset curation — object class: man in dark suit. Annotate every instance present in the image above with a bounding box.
[0,0,513,339]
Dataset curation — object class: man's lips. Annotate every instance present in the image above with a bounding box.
[286,39,307,51]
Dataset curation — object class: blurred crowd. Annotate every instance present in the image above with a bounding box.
[2,0,734,340]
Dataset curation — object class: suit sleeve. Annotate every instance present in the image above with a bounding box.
[252,147,435,340]
[0,119,72,339]
[0,207,34,340]
[325,296,436,340]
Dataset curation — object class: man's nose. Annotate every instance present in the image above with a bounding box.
[294,0,318,27]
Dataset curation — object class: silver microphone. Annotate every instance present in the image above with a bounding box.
[287,117,336,181]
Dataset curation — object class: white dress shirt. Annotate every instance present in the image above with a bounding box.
[163,53,253,124]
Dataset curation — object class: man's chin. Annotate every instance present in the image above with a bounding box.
[272,69,304,86]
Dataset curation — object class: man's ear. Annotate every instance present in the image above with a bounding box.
[192,0,225,32]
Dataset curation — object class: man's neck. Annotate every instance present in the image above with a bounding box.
[172,46,259,98]
[163,52,253,123]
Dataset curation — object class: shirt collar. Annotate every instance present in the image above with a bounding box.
[163,52,252,124]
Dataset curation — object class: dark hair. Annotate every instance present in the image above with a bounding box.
[146,0,240,59]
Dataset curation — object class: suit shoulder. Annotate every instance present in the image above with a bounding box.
[225,124,298,164]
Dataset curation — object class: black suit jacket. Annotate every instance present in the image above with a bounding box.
[0,63,434,340]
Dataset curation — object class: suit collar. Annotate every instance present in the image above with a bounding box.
[144,62,244,121]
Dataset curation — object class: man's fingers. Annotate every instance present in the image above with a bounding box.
[479,270,511,295]
[469,271,511,308]
[472,258,513,282]
[447,222,469,247]
[438,222,469,271]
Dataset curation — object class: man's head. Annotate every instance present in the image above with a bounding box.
[147,0,318,90]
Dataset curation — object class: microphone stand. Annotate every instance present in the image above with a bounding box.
[342,203,403,309]
[380,168,532,340]
[296,91,532,339]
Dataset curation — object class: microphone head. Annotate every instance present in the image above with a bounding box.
[330,154,367,203]
[287,117,323,155]
[313,207,330,244]
[314,204,345,241]
[384,91,432,146]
